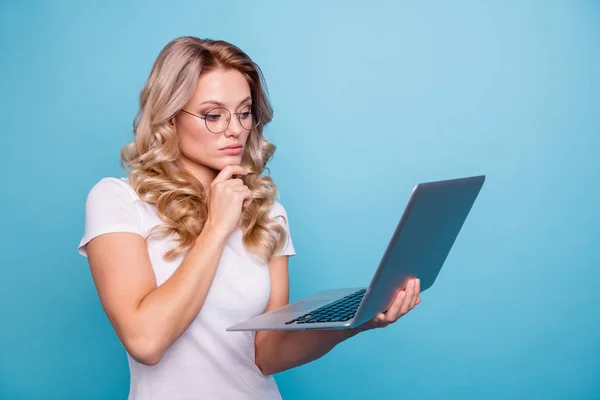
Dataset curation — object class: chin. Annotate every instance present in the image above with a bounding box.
[214,156,243,170]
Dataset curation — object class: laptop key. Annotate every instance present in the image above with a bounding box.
[284,289,366,325]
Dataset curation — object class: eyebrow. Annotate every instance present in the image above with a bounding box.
[198,96,252,107]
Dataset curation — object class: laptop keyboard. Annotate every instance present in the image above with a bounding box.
[285,289,366,325]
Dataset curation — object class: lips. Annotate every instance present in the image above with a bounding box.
[219,144,244,155]
[220,144,243,150]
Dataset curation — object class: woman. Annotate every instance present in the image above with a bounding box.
[78,36,421,399]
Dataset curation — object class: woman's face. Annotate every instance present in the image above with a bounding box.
[175,68,253,176]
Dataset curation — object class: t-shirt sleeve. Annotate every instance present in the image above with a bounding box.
[270,200,296,257]
[77,178,144,257]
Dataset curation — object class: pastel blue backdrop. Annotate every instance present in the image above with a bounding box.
[1,1,599,399]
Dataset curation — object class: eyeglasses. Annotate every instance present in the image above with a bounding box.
[180,105,261,134]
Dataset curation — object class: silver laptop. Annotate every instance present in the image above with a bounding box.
[227,175,486,332]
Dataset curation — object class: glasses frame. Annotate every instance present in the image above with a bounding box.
[180,106,261,134]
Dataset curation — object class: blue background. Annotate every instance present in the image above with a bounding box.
[1,1,599,399]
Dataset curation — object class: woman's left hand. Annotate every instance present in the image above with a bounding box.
[355,278,421,332]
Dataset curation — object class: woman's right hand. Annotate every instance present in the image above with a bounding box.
[205,165,253,238]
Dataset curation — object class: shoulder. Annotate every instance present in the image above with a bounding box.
[268,199,296,256]
[86,176,139,201]
[268,200,289,219]
[84,176,142,216]
[78,176,144,257]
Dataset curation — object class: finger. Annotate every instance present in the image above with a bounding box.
[409,278,421,309]
[237,188,253,203]
[384,289,406,322]
[399,279,416,316]
[240,188,253,208]
[375,313,388,326]
[220,178,245,187]
[416,297,421,305]
[212,165,248,185]
[231,186,252,196]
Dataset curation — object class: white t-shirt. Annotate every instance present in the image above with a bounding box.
[77,177,295,400]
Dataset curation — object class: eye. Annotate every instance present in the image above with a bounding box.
[239,111,252,119]
[204,114,221,121]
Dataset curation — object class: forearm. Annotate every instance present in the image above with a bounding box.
[132,225,228,361]
[255,328,363,375]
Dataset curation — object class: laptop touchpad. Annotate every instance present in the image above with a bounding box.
[280,300,325,314]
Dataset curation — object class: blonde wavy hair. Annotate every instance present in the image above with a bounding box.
[121,36,287,263]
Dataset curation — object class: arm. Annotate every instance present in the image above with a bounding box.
[254,256,359,376]
[254,256,421,376]
[87,225,228,366]
[86,165,251,367]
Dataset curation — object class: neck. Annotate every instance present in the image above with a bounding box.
[179,157,218,193]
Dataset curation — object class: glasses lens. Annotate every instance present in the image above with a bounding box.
[239,105,260,130]
[205,107,230,133]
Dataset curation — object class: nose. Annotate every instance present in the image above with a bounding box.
[224,114,244,138]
